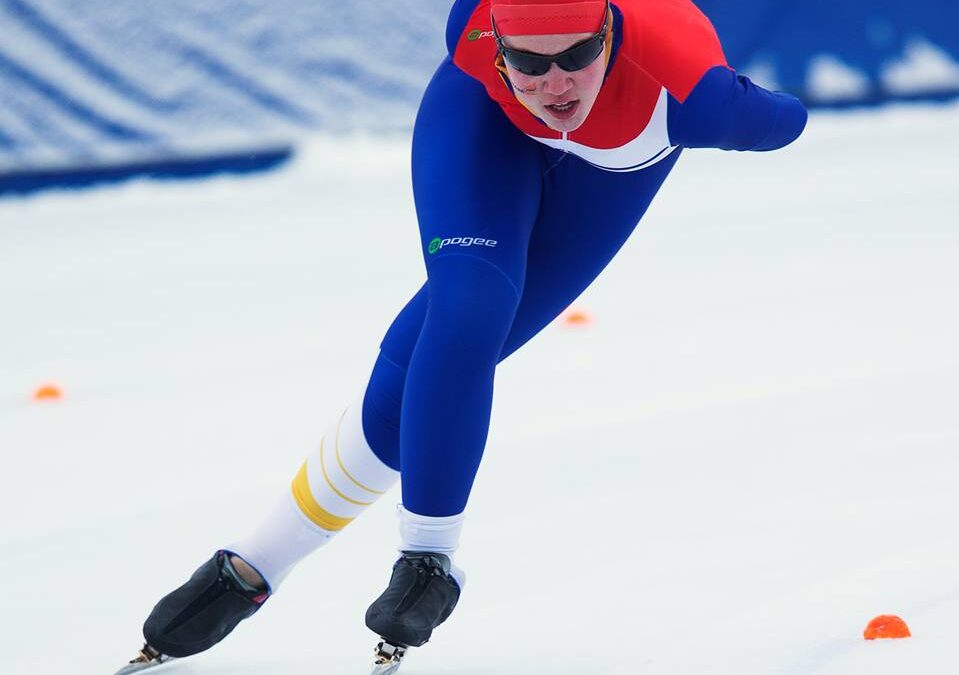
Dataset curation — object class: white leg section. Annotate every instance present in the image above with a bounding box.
[227,396,399,591]
[397,505,467,589]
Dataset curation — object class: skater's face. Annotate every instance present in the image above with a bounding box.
[500,32,607,133]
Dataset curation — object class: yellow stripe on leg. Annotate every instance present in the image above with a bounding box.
[334,409,387,496]
[291,461,354,532]
[320,436,375,507]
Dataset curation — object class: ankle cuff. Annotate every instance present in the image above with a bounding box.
[397,505,465,555]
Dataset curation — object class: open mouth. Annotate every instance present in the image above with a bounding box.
[544,100,580,120]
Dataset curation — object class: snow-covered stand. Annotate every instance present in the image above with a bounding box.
[0,0,956,196]
[0,0,449,195]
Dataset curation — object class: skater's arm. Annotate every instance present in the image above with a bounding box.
[628,0,807,152]
[666,66,808,152]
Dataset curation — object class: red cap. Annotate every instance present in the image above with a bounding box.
[491,0,607,37]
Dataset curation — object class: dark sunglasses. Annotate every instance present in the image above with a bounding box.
[492,2,609,77]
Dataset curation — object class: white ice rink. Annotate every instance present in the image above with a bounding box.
[2,102,958,675]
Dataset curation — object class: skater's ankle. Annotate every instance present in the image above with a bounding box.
[229,554,267,591]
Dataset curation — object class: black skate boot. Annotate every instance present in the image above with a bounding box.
[115,550,269,673]
[365,551,461,673]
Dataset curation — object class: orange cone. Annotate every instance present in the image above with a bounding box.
[864,615,911,640]
[562,308,593,327]
[33,384,64,402]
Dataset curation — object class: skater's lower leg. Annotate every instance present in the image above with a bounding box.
[364,256,522,651]
[225,396,400,589]
[132,393,400,663]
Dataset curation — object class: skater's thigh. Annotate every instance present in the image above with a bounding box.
[363,58,545,466]
[376,57,545,367]
[411,56,545,293]
[500,149,682,360]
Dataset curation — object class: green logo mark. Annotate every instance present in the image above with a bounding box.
[467,29,482,41]
[427,236,499,255]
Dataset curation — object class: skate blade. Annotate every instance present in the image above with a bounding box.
[111,653,176,675]
[370,639,406,675]
[370,661,403,675]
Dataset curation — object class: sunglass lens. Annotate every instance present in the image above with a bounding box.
[502,31,604,76]
[506,52,551,76]
[557,36,605,71]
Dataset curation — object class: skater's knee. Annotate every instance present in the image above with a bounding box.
[361,352,405,470]
[425,255,521,357]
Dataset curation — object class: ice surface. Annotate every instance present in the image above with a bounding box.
[1,103,959,674]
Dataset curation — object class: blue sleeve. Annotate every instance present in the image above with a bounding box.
[667,65,808,152]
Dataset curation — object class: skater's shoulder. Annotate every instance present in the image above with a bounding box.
[615,0,727,102]
[445,1,493,57]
